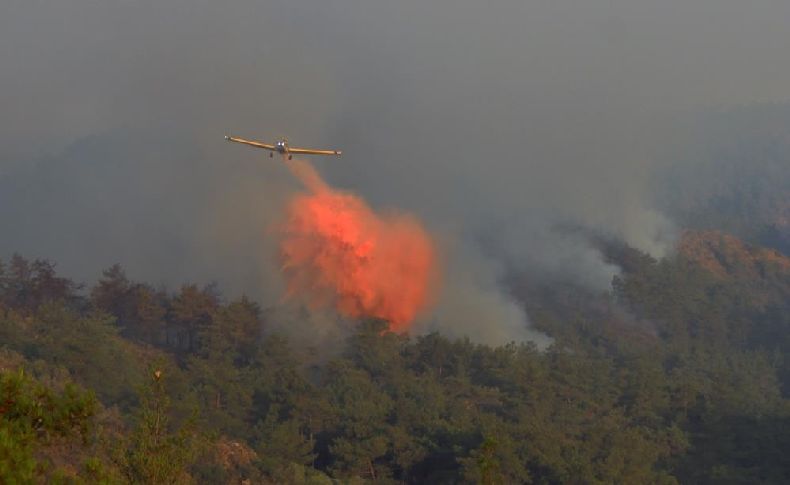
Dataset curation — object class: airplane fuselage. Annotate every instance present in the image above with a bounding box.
[275,139,289,154]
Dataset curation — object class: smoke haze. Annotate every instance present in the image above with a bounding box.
[2,0,790,344]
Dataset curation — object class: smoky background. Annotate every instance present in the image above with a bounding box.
[2,0,790,345]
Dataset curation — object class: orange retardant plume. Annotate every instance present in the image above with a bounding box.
[279,159,439,332]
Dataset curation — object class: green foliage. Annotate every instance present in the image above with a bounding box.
[0,369,98,482]
[459,436,505,485]
[119,367,201,484]
[0,424,36,484]
[1,246,789,482]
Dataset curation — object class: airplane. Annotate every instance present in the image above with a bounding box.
[224,135,342,160]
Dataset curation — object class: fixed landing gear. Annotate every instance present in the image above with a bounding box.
[269,152,273,158]
[288,155,293,160]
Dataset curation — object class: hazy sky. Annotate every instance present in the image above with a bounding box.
[2,0,789,344]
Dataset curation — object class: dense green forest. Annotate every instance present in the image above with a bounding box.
[1,226,789,483]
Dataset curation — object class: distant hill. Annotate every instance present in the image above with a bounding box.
[659,103,790,256]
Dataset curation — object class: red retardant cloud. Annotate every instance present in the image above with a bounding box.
[279,160,438,332]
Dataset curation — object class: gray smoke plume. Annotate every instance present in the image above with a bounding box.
[2,0,790,345]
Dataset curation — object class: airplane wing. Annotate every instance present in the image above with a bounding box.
[225,135,276,151]
[288,147,343,156]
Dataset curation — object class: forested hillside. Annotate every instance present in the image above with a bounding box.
[1,229,789,483]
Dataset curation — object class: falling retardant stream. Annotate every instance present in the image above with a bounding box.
[279,158,439,332]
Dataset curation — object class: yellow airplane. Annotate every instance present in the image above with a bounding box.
[225,135,342,160]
